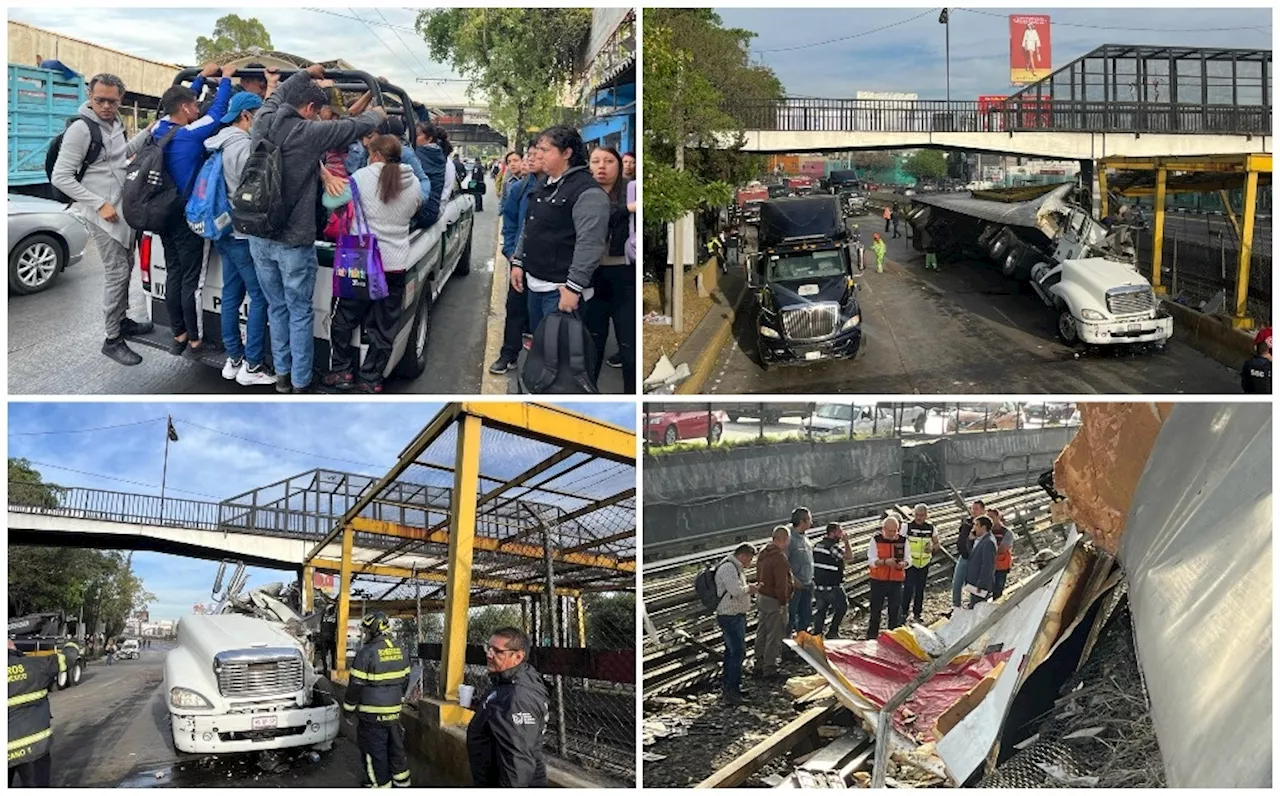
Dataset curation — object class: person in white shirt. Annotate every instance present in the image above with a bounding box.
[714,544,758,704]
[1022,22,1042,76]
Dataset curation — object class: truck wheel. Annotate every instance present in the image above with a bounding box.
[710,423,724,443]
[392,294,431,380]
[663,425,678,446]
[9,233,65,295]
[69,660,83,687]
[1001,249,1022,278]
[1057,310,1080,344]
[454,228,473,277]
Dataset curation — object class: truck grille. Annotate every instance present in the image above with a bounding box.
[1106,287,1155,315]
[216,656,304,698]
[782,305,839,341]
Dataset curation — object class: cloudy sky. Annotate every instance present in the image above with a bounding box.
[8,7,479,107]
[9,402,636,622]
[716,7,1272,98]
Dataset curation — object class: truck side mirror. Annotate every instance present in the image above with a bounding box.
[745,253,760,288]
[213,562,227,596]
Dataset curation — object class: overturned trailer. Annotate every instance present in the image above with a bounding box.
[763,403,1269,788]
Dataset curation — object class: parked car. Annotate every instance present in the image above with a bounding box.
[646,409,728,446]
[805,404,927,436]
[116,638,140,660]
[8,194,88,295]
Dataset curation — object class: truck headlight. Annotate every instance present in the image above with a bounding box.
[759,325,781,339]
[841,314,861,331]
[1080,309,1106,321]
[170,687,213,709]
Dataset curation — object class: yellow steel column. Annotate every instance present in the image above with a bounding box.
[440,414,482,703]
[1150,167,1168,296]
[302,565,315,614]
[1218,189,1243,244]
[334,524,354,680]
[576,597,587,647]
[1097,162,1109,221]
[1233,169,1259,330]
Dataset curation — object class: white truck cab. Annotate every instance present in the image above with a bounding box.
[1029,257,1172,346]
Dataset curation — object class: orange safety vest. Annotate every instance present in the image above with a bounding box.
[883,207,892,220]
[869,534,906,582]
[993,526,1012,571]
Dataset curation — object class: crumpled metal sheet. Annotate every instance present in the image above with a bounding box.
[1053,403,1175,554]
[1120,403,1272,788]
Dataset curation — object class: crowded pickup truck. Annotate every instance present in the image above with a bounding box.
[128,65,475,391]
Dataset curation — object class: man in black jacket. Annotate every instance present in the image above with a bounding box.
[466,627,549,787]
[8,640,64,786]
[963,516,997,608]
[949,500,984,616]
[343,613,411,788]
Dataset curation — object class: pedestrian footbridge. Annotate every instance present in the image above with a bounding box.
[724,45,1271,160]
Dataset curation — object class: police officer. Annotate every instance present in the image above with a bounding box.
[343,613,411,788]
[466,627,549,787]
[8,638,64,786]
[811,522,854,638]
[900,504,941,624]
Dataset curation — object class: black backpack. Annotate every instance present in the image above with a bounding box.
[232,136,285,238]
[121,124,184,233]
[45,117,104,204]
[520,310,598,394]
[694,563,726,613]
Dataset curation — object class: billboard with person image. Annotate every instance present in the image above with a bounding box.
[1010,14,1051,84]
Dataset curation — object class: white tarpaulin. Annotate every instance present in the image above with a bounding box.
[1120,403,1272,788]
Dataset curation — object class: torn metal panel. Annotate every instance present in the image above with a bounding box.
[1119,403,1272,788]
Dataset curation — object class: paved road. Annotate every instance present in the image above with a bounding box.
[45,647,367,788]
[708,220,1241,395]
[9,183,499,396]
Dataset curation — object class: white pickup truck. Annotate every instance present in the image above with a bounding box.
[134,68,475,386]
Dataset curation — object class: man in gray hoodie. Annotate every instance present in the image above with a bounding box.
[50,73,154,366]
[246,64,385,393]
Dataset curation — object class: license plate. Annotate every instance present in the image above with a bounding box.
[1126,323,1142,332]
[251,715,278,730]
[804,351,823,360]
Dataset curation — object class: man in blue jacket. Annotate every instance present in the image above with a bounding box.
[153,62,234,358]
[488,145,541,375]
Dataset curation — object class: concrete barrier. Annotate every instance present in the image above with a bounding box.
[1162,300,1254,372]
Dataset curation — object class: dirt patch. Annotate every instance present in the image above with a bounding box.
[642,277,717,376]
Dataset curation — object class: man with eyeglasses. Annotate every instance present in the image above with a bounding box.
[50,73,156,366]
[465,627,549,787]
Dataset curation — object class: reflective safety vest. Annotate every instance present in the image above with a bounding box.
[993,526,1013,571]
[8,650,63,767]
[869,535,906,582]
[904,521,935,568]
[344,633,410,723]
[812,537,846,590]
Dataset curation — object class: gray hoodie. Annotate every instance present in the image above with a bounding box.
[204,125,252,240]
[49,102,151,249]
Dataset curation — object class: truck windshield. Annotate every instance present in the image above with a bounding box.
[768,249,846,282]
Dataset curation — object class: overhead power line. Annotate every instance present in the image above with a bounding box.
[349,7,421,80]
[23,460,221,499]
[175,419,388,473]
[757,9,942,53]
[10,417,166,436]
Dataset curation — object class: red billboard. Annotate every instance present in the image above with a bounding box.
[977,94,1052,131]
[1009,15,1051,85]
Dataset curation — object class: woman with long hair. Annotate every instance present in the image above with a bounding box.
[583,146,634,392]
[322,135,421,393]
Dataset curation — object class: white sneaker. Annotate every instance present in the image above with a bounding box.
[236,361,277,387]
[222,357,242,380]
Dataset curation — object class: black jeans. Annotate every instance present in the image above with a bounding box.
[499,277,529,361]
[812,587,849,638]
[330,271,406,385]
[901,565,929,620]
[9,752,52,787]
[583,262,636,393]
[867,580,903,639]
[356,717,410,787]
[160,215,207,341]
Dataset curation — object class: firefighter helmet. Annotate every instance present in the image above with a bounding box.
[360,612,390,637]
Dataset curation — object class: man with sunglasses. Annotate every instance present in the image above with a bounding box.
[50,72,156,366]
[466,627,549,787]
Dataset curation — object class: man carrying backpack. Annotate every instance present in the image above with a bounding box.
[152,62,235,358]
[201,91,276,387]
[713,544,757,704]
[244,65,386,394]
[49,72,155,366]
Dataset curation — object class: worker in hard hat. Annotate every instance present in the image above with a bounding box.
[344,612,411,788]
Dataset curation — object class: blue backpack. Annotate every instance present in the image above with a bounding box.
[185,150,232,240]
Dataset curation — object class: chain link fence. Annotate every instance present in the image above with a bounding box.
[1133,218,1272,325]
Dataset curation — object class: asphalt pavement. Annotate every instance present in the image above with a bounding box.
[45,646,366,788]
[707,214,1242,395]
[9,184,500,396]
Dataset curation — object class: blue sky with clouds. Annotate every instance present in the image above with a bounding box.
[8,401,635,622]
[715,7,1271,98]
[7,7,479,107]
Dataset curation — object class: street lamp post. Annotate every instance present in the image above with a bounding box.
[939,9,951,106]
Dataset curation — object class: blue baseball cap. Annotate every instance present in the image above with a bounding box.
[220,90,263,124]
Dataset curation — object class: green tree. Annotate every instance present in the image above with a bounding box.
[417,9,592,149]
[583,592,635,650]
[852,151,897,172]
[194,14,274,63]
[904,150,947,181]
[467,605,525,644]
[8,457,63,508]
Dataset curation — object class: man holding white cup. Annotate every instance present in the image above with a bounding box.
[465,627,549,786]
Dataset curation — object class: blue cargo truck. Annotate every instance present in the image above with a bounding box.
[8,63,88,197]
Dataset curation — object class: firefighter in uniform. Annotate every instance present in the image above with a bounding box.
[343,613,411,788]
[466,627,549,787]
[866,517,907,639]
[900,504,941,624]
[8,639,64,787]
[811,522,854,638]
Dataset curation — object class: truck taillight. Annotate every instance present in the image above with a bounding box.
[139,235,152,288]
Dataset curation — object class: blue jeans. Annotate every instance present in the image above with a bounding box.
[951,557,969,607]
[994,570,1009,599]
[788,586,813,633]
[526,289,563,335]
[216,236,268,367]
[717,613,747,695]
[248,238,318,388]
